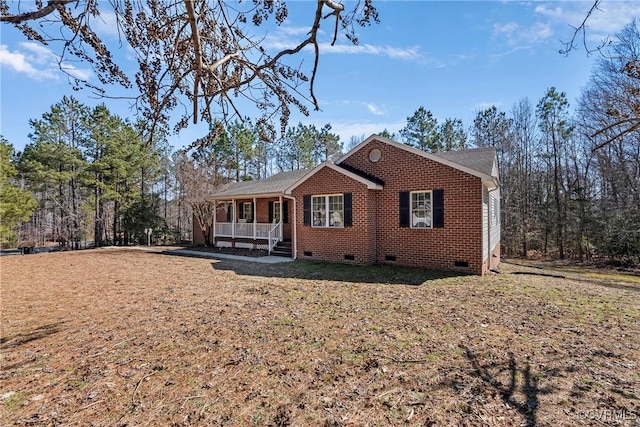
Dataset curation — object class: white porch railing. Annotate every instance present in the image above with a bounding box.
[268,221,282,254]
[214,222,273,239]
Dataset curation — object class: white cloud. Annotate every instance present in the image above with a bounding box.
[0,42,92,81]
[329,120,405,143]
[493,20,553,46]
[493,21,520,36]
[472,102,504,113]
[263,28,424,62]
[366,103,385,116]
[0,44,34,73]
[92,10,122,39]
[491,1,639,55]
[536,1,640,44]
[61,64,93,81]
[319,42,423,61]
[0,43,57,79]
[278,25,313,37]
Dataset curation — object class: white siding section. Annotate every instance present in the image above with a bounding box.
[489,187,500,253]
[482,188,489,262]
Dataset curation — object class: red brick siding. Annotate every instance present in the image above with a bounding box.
[341,139,484,274]
[291,167,375,264]
[292,139,485,274]
[215,204,228,223]
[192,212,206,245]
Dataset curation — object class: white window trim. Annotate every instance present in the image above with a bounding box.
[273,201,281,223]
[241,202,253,221]
[311,194,344,228]
[410,190,433,229]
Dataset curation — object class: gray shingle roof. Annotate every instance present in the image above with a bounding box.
[207,144,497,200]
[433,147,497,177]
[206,169,309,199]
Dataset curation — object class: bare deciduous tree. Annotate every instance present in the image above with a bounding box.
[1,0,379,138]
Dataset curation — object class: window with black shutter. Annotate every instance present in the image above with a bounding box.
[433,189,444,228]
[303,195,311,226]
[400,190,444,229]
[399,191,410,227]
[343,193,352,227]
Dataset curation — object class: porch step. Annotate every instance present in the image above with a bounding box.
[271,240,292,257]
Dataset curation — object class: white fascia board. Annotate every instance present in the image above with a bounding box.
[205,192,284,201]
[337,134,495,184]
[285,162,383,195]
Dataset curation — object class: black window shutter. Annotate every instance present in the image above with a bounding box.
[399,191,410,227]
[433,189,444,228]
[283,200,289,223]
[343,193,352,227]
[226,204,232,222]
[239,203,245,220]
[268,201,274,222]
[303,195,311,226]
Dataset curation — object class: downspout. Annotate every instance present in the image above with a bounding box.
[487,188,491,272]
[284,195,297,259]
[486,182,499,272]
[279,195,283,241]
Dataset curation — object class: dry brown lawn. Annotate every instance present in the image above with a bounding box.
[1,248,639,426]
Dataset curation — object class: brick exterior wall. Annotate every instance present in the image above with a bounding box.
[292,139,486,275]
[192,213,207,245]
[291,167,376,265]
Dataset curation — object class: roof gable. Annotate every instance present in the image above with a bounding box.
[285,162,383,194]
[337,134,498,184]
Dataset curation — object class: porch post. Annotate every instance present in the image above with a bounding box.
[231,199,235,239]
[212,200,216,246]
[279,195,283,240]
[253,197,257,240]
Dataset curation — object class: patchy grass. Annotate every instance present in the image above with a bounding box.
[1,249,639,426]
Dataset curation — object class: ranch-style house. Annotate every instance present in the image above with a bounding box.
[194,135,500,275]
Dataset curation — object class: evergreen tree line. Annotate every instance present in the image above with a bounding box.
[1,21,638,265]
[0,103,345,248]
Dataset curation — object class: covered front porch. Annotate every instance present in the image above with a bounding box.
[212,196,292,255]
[202,169,309,257]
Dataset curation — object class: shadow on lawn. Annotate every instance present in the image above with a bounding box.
[209,258,469,285]
[459,345,553,427]
[0,322,64,349]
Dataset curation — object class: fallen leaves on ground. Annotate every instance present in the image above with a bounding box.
[1,249,638,426]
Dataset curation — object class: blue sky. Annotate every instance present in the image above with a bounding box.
[1,1,639,153]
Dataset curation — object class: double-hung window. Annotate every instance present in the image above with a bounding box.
[312,194,344,228]
[241,202,253,222]
[411,191,432,228]
[272,201,281,223]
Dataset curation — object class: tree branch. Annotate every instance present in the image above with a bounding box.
[0,0,74,23]
[559,0,607,56]
[591,118,640,152]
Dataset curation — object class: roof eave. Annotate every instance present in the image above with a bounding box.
[285,162,383,194]
[338,134,498,183]
[205,191,286,201]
